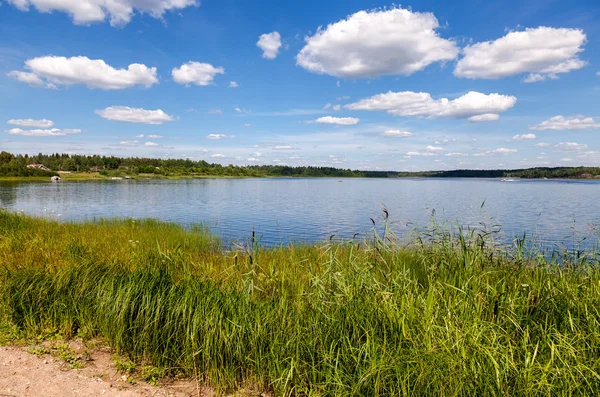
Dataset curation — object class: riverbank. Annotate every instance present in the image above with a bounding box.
[1,211,599,395]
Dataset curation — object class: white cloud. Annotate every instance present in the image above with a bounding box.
[135,134,145,138]
[229,81,239,88]
[234,107,250,113]
[468,113,500,122]
[148,134,163,139]
[144,142,159,147]
[9,56,157,89]
[454,27,587,81]
[95,106,174,124]
[314,116,359,125]
[207,108,223,115]
[425,145,444,152]
[6,71,48,87]
[244,124,251,127]
[5,127,81,137]
[406,146,444,156]
[6,0,197,26]
[247,157,261,162]
[346,91,516,119]
[206,134,233,140]
[382,129,412,138]
[561,157,573,162]
[257,31,282,60]
[172,62,224,86]
[406,151,437,157]
[535,142,551,147]
[332,105,341,111]
[554,142,588,151]
[7,118,54,128]
[120,140,140,146]
[445,152,468,157]
[530,115,600,131]
[323,103,332,109]
[296,7,458,78]
[211,154,225,158]
[511,133,537,141]
[273,145,294,150]
[473,148,517,156]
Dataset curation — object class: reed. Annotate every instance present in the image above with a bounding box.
[1,210,600,396]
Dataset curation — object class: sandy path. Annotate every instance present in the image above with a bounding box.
[0,345,205,397]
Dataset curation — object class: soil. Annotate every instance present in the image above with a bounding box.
[0,341,216,397]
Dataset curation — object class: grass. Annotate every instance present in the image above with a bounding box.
[1,210,600,395]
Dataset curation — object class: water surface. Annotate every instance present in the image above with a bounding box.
[1,178,599,248]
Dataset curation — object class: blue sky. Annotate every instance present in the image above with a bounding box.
[0,0,599,171]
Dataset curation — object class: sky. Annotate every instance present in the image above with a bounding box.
[0,0,599,171]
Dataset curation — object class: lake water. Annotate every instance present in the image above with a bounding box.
[1,178,599,249]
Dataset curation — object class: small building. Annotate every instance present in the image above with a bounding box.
[27,164,51,171]
[89,165,103,172]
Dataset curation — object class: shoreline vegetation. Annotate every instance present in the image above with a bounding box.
[2,210,600,395]
[2,151,600,181]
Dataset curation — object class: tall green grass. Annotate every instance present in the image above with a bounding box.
[1,210,600,395]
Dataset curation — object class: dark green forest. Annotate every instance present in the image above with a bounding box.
[0,151,599,179]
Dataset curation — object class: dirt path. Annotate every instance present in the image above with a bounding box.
[0,345,208,397]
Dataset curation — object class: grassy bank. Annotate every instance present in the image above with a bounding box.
[1,211,600,395]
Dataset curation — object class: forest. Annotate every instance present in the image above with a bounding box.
[0,151,598,179]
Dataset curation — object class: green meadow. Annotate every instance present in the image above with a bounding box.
[1,210,600,396]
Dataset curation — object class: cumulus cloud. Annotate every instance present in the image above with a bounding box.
[530,115,600,131]
[229,81,239,88]
[535,142,551,147]
[172,62,224,86]
[8,56,157,89]
[206,134,234,140]
[473,148,517,156]
[5,128,81,137]
[511,133,537,141]
[96,106,174,124]
[332,105,341,111]
[7,118,54,128]
[314,116,359,125]
[296,7,458,78]
[257,32,282,59]
[148,134,163,139]
[273,145,294,150]
[445,152,468,157]
[425,145,444,153]
[119,140,140,146]
[144,142,159,147]
[211,154,225,158]
[454,27,587,81]
[6,71,49,87]
[554,142,588,151]
[346,91,516,120]
[406,146,444,156]
[468,113,500,122]
[5,0,197,26]
[406,151,437,157]
[382,130,412,138]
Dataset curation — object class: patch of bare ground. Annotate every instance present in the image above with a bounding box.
[0,340,262,397]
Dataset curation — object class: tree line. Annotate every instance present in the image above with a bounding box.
[1,151,598,179]
[0,151,391,178]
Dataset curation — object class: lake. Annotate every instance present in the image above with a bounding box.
[1,178,599,249]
